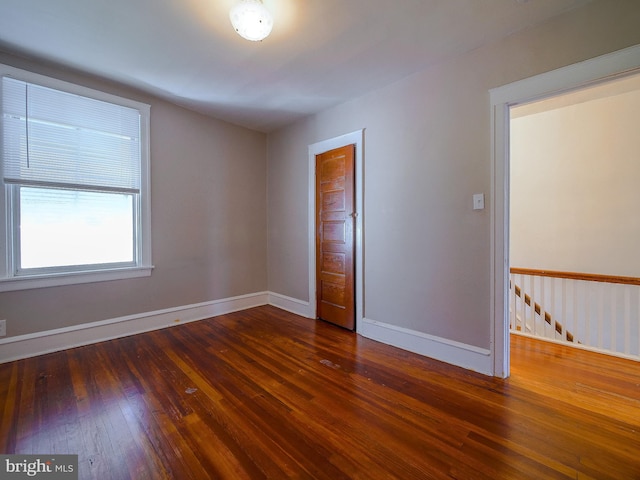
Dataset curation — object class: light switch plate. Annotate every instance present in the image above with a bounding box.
[0,320,6,337]
[473,193,485,210]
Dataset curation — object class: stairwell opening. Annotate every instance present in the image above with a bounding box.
[508,71,640,362]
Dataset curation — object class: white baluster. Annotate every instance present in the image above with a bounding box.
[585,281,591,348]
[520,275,528,333]
[610,284,616,353]
[597,285,604,349]
[509,273,516,332]
[623,286,630,355]
[530,275,536,336]
[550,276,556,340]
[573,280,578,344]
[561,278,567,342]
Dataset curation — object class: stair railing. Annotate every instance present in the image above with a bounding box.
[510,281,575,343]
[509,268,640,361]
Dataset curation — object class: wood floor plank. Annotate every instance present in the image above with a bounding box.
[1,305,639,479]
[0,361,19,453]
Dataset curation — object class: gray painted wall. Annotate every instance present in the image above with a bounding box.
[0,52,268,338]
[266,0,640,350]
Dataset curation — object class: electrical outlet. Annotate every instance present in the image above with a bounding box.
[0,320,6,337]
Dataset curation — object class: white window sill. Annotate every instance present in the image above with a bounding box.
[0,266,154,292]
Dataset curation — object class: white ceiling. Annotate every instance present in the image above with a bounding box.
[0,0,591,132]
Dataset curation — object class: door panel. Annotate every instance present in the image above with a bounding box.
[316,144,355,330]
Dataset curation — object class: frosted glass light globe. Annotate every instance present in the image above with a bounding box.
[229,0,273,42]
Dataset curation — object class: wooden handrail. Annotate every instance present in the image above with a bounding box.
[510,268,640,286]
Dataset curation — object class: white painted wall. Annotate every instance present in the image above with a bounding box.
[510,75,640,277]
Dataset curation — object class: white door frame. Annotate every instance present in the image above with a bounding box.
[490,44,640,378]
[308,130,364,331]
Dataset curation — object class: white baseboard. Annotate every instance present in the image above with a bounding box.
[359,317,493,375]
[0,293,494,376]
[268,292,313,318]
[0,292,269,364]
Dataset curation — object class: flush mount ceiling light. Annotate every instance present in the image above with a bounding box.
[229,0,273,42]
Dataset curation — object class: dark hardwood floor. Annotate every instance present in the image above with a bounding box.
[1,305,639,479]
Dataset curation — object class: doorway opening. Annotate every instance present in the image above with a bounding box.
[508,73,640,362]
[490,44,640,378]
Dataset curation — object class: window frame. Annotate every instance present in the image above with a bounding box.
[0,63,152,292]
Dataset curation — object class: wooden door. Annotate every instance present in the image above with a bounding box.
[316,144,355,330]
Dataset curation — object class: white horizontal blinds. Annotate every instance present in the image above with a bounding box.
[2,76,141,192]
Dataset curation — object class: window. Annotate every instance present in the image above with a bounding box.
[0,65,152,292]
